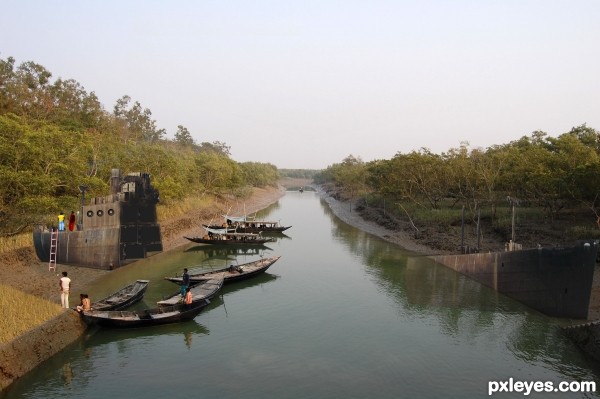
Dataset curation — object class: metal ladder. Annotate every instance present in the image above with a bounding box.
[49,229,58,272]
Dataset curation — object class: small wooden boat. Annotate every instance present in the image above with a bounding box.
[157,278,224,307]
[91,279,149,311]
[165,255,281,285]
[81,299,210,328]
[184,226,274,245]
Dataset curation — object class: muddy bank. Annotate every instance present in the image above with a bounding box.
[314,185,443,256]
[0,185,286,391]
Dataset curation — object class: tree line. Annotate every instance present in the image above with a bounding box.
[315,124,600,233]
[0,56,279,235]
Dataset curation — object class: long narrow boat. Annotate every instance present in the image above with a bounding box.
[81,299,210,328]
[224,213,291,233]
[184,227,274,245]
[91,279,149,311]
[203,218,291,234]
[157,278,224,307]
[165,256,281,285]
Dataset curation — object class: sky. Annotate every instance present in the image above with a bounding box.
[1,1,599,170]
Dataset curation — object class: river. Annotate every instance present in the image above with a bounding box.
[2,190,600,398]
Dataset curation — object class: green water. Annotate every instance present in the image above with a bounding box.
[2,191,600,398]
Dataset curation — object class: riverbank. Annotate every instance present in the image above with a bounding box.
[314,185,445,256]
[0,184,288,390]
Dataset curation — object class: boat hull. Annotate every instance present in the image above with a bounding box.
[166,256,281,285]
[428,241,598,318]
[34,226,162,270]
[33,169,163,270]
[81,300,209,328]
[157,278,223,307]
[204,224,291,233]
[91,280,149,311]
[184,236,272,245]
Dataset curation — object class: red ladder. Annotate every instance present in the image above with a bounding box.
[48,229,58,272]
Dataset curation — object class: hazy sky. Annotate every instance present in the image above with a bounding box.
[2,1,599,169]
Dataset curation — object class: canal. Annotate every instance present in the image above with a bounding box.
[2,190,600,398]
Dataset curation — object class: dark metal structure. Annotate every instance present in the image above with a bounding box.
[33,169,163,270]
[429,240,598,318]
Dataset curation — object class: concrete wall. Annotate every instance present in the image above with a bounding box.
[428,243,598,318]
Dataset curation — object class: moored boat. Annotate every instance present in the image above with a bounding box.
[157,278,224,307]
[224,214,291,233]
[166,255,281,285]
[204,218,291,234]
[91,279,149,311]
[81,299,210,328]
[184,226,274,245]
[428,240,599,318]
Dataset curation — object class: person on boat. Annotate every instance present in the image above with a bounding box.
[68,211,76,231]
[58,212,65,231]
[184,287,193,308]
[76,294,91,313]
[181,268,190,297]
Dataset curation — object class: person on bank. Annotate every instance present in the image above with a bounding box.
[68,211,76,231]
[59,271,71,308]
[76,294,91,312]
[58,212,65,231]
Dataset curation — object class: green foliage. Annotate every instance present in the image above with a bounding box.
[279,169,320,179]
[239,162,279,188]
[0,55,281,235]
[319,126,600,234]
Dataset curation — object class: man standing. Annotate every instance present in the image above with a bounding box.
[181,268,190,298]
[59,271,71,308]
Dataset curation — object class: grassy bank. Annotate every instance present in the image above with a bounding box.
[0,285,63,345]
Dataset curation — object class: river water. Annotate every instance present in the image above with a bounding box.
[2,191,600,398]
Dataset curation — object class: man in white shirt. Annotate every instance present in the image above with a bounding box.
[59,271,71,308]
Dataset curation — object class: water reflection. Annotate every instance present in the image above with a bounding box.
[184,245,270,256]
[319,195,600,384]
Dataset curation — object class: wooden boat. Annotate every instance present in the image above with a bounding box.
[165,255,281,285]
[209,214,291,233]
[81,299,210,328]
[184,226,274,245]
[157,278,224,307]
[203,221,291,234]
[91,279,149,311]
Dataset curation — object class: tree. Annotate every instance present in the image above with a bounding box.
[113,95,164,142]
[174,125,195,146]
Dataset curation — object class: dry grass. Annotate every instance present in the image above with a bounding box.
[157,195,214,221]
[0,284,63,345]
[0,234,32,254]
